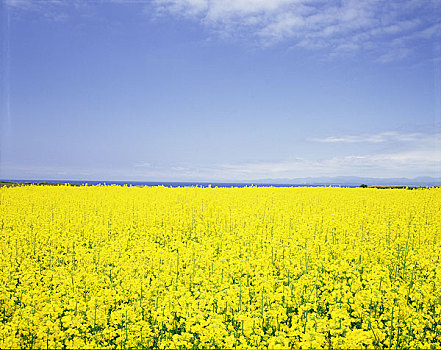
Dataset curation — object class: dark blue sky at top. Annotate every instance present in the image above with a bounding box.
[1,0,440,180]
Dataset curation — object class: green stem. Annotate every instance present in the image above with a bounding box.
[389,305,394,349]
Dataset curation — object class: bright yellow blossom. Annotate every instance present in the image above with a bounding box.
[0,185,440,349]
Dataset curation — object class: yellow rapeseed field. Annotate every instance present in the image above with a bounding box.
[0,185,440,349]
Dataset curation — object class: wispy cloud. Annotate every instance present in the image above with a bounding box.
[308,131,436,143]
[6,0,440,61]
[151,0,441,61]
[3,145,439,181]
[5,0,87,21]
[214,148,441,179]
[217,128,441,179]
[126,130,440,180]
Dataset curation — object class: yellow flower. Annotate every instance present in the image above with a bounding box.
[0,185,439,349]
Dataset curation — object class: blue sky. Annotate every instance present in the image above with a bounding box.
[1,0,440,181]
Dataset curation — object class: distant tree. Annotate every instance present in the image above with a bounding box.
[359,184,368,188]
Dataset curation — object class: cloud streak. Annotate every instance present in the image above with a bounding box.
[2,126,438,180]
[124,129,441,180]
[3,146,439,181]
[6,0,440,61]
[152,0,441,60]
[309,131,438,143]
[215,148,441,179]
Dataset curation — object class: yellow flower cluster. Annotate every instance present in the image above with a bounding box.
[0,185,440,349]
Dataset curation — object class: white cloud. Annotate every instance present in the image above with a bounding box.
[6,0,440,60]
[151,0,440,60]
[5,0,74,21]
[214,129,441,179]
[309,131,439,143]
[213,147,440,179]
[3,145,439,181]
[134,161,153,168]
[376,47,411,64]
[125,130,440,180]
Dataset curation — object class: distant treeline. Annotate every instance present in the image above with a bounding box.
[360,184,439,190]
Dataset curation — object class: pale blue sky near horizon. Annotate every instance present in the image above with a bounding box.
[1,0,440,181]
